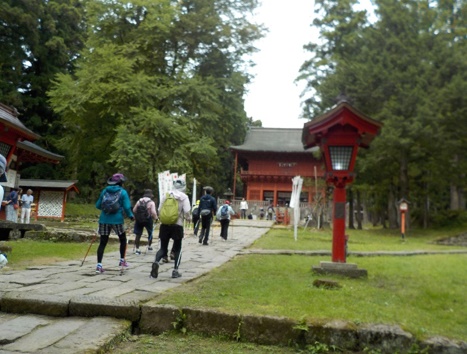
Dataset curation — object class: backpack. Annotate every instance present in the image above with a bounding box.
[220,205,229,220]
[268,206,274,213]
[101,189,122,214]
[135,199,151,223]
[192,206,199,218]
[159,193,180,225]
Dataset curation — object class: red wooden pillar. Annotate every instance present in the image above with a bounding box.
[332,186,346,262]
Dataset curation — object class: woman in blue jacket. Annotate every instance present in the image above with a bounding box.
[95,173,134,273]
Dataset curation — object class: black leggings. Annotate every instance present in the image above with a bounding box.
[97,232,127,263]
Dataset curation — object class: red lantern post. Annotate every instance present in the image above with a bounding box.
[302,101,382,274]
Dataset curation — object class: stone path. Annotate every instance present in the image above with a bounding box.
[0,220,273,353]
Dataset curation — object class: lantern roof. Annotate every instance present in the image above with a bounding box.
[302,102,382,150]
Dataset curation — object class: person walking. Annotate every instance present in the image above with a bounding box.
[20,189,34,223]
[216,200,236,240]
[150,179,191,279]
[95,173,134,274]
[267,202,275,220]
[192,200,200,236]
[240,198,248,219]
[132,189,158,255]
[5,188,19,222]
[197,186,217,245]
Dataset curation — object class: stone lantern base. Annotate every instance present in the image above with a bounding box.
[312,261,368,279]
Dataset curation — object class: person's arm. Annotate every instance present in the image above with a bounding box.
[95,190,105,210]
[122,190,134,219]
[132,199,139,214]
[149,200,158,219]
[182,197,191,218]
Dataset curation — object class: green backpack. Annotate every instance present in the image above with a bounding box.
[159,193,180,224]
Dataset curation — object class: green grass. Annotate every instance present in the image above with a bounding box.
[154,226,467,342]
[2,239,119,270]
[252,226,467,252]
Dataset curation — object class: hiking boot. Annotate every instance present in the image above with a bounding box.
[119,260,129,267]
[135,249,141,255]
[172,269,182,278]
[202,242,209,246]
[96,265,105,274]
[150,262,159,279]
[198,236,203,244]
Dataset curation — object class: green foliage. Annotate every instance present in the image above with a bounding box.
[299,0,467,228]
[48,0,264,200]
[171,309,187,334]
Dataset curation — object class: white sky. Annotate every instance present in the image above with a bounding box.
[244,0,317,129]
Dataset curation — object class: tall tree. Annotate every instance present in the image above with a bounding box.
[49,0,263,199]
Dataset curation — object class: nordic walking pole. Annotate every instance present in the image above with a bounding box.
[80,230,98,267]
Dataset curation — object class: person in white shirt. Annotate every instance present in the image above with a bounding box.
[240,198,248,219]
[21,189,34,223]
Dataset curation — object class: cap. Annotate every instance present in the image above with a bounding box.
[204,186,213,193]
[107,173,126,185]
[225,200,230,205]
[173,179,186,191]
[143,189,154,198]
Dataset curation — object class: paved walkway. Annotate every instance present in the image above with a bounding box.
[0,220,273,353]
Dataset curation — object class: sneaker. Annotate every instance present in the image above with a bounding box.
[172,269,182,278]
[96,265,105,274]
[119,260,129,267]
[202,242,209,246]
[162,256,169,263]
[148,247,153,251]
[135,249,141,255]
[198,236,203,244]
[150,262,159,279]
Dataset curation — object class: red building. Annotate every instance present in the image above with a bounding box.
[0,103,78,221]
[231,127,324,206]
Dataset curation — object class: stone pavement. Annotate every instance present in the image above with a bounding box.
[0,220,273,353]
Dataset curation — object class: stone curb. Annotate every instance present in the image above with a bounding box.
[138,304,467,353]
[239,249,467,256]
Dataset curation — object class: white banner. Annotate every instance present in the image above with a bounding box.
[291,176,303,241]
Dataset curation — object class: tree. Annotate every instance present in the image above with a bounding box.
[49,0,263,199]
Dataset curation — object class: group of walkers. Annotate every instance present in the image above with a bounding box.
[94,173,238,280]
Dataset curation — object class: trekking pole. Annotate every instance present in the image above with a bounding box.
[80,230,98,267]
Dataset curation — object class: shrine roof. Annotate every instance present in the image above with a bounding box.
[231,127,318,153]
[19,179,79,192]
[17,140,64,164]
[0,103,40,140]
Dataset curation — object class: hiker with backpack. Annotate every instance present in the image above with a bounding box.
[216,200,235,240]
[267,202,275,220]
[192,200,200,236]
[132,189,158,255]
[197,186,217,246]
[95,173,134,274]
[150,179,191,279]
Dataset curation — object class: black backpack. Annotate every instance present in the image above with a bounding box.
[135,199,151,223]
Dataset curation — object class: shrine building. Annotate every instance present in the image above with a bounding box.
[230,127,325,206]
[0,103,78,221]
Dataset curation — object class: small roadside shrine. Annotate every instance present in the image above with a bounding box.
[302,100,382,277]
[18,179,79,222]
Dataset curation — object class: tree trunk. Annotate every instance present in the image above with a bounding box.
[388,184,398,229]
[348,187,355,229]
[356,189,363,230]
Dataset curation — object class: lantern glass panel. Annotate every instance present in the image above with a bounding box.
[329,146,353,171]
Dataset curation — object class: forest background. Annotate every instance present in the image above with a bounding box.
[0,0,466,229]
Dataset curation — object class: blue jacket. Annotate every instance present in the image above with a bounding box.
[96,185,134,225]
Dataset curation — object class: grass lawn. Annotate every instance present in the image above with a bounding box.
[154,226,467,342]
[2,239,119,270]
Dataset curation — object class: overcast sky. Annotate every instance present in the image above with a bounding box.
[244,0,316,129]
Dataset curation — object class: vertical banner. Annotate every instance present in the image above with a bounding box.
[192,178,197,207]
[290,176,303,241]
